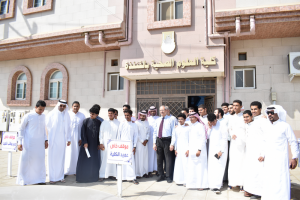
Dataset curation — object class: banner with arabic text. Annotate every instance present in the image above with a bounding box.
[107,139,133,165]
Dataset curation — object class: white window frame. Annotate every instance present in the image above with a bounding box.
[48,71,63,100]
[0,0,9,15]
[33,0,46,8]
[15,73,27,100]
[234,68,256,89]
[157,0,183,21]
[109,73,124,91]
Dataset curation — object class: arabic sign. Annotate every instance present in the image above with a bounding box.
[2,132,18,152]
[107,139,133,165]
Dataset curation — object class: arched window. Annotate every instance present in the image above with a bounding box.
[15,73,27,100]
[49,71,63,100]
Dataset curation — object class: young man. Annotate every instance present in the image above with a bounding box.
[262,105,299,200]
[114,109,118,120]
[188,107,195,114]
[221,103,230,118]
[228,104,235,115]
[65,101,86,176]
[181,108,190,123]
[173,113,189,186]
[92,104,104,122]
[243,110,265,199]
[46,100,71,184]
[16,100,48,185]
[135,110,150,178]
[99,108,120,181]
[120,104,136,122]
[198,104,208,137]
[186,112,208,190]
[227,100,246,191]
[147,106,159,176]
[76,106,101,183]
[207,113,228,194]
[117,109,139,185]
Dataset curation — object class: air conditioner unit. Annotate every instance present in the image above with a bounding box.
[288,52,300,81]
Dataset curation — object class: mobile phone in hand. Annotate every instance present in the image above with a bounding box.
[214,154,220,160]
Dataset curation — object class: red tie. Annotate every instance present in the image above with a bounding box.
[158,117,164,138]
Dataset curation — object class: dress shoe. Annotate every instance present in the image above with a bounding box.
[167,179,173,183]
[157,177,165,182]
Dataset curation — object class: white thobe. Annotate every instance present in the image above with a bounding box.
[207,121,228,189]
[228,112,246,187]
[135,120,150,177]
[99,118,120,178]
[173,124,189,184]
[148,116,159,172]
[117,121,138,180]
[244,116,266,196]
[186,122,208,189]
[219,117,230,141]
[64,111,85,175]
[46,111,71,182]
[16,113,47,185]
[262,119,299,200]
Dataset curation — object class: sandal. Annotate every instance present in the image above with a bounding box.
[133,180,139,185]
[198,188,204,191]
[49,181,56,184]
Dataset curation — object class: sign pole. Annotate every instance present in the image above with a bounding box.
[8,151,12,177]
[117,164,122,198]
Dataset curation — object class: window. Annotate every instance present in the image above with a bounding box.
[234,68,255,89]
[15,73,27,100]
[33,0,46,7]
[111,59,118,66]
[0,0,9,15]
[157,0,183,21]
[109,73,124,91]
[238,52,247,61]
[49,71,63,99]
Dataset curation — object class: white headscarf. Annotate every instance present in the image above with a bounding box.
[265,105,287,122]
[147,106,157,117]
[138,110,148,121]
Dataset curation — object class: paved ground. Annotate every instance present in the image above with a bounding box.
[0,146,300,200]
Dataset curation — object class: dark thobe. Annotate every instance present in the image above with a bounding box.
[76,118,101,183]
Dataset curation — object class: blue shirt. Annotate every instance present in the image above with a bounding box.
[153,115,176,145]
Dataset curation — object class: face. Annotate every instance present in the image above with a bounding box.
[160,106,166,117]
[190,116,197,123]
[90,112,98,119]
[108,111,114,120]
[150,110,156,116]
[58,104,66,112]
[214,109,219,119]
[233,102,242,114]
[124,112,132,121]
[228,105,234,114]
[140,114,146,121]
[189,109,194,114]
[250,105,261,117]
[35,106,45,115]
[72,103,80,113]
[208,119,217,127]
[123,106,129,112]
[178,117,185,125]
[267,110,279,122]
[243,113,253,123]
[181,110,188,117]
[198,107,207,116]
[114,111,118,119]
[222,106,229,114]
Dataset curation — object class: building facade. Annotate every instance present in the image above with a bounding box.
[0,0,300,139]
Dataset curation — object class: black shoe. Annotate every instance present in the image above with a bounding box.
[157,176,165,182]
[38,183,46,185]
[250,195,261,199]
[167,179,173,183]
[212,188,221,194]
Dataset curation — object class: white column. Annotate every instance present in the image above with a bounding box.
[117,164,123,198]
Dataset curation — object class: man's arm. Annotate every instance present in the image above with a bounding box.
[286,124,299,169]
[17,114,29,151]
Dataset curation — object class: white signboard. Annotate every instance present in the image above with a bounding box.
[2,132,18,152]
[107,139,133,165]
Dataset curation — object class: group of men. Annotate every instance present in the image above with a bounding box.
[16,99,299,200]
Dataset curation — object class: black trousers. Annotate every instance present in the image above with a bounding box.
[223,141,230,181]
[156,137,175,180]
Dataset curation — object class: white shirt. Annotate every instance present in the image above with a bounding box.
[153,115,176,145]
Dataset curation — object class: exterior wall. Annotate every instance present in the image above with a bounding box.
[0,51,127,119]
[1,0,124,40]
[230,37,300,131]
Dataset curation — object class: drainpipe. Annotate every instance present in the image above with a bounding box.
[103,51,106,98]
[118,0,133,46]
[125,79,130,104]
[235,17,240,37]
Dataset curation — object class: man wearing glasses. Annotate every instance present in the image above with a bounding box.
[262,105,299,200]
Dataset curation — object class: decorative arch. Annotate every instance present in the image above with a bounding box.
[40,63,69,106]
[7,66,32,106]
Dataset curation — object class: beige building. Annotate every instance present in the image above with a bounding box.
[0,0,300,140]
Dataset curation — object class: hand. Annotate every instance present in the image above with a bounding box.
[67,141,71,146]
[175,150,178,157]
[153,144,157,151]
[170,145,174,151]
[144,140,148,145]
[97,145,101,150]
[100,144,105,151]
[185,150,189,157]
[290,159,298,169]
[217,151,222,158]
[78,140,82,146]
[133,147,136,155]
[45,141,48,149]
[84,143,88,148]
[232,135,237,140]
[18,145,23,151]
[196,150,201,157]
[258,156,264,162]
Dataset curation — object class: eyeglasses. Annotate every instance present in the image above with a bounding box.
[266,111,274,115]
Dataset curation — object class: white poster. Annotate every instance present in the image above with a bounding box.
[107,139,133,165]
[2,132,18,152]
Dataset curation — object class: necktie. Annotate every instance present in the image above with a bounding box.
[158,117,164,138]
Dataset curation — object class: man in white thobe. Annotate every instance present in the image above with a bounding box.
[135,110,150,178]
[147,106,159,176]
[46,100,71,183]
[207,113,228,194]
[16,100,48,185]
[64,101,85,176]
[117,109,139,184]
[186,112,208,190]
[262,105,299,200]
[228,100,246,191]
[99,108,120,180]
[221,103,231,119]
[173,113,189,185]
[119,104,136,122]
